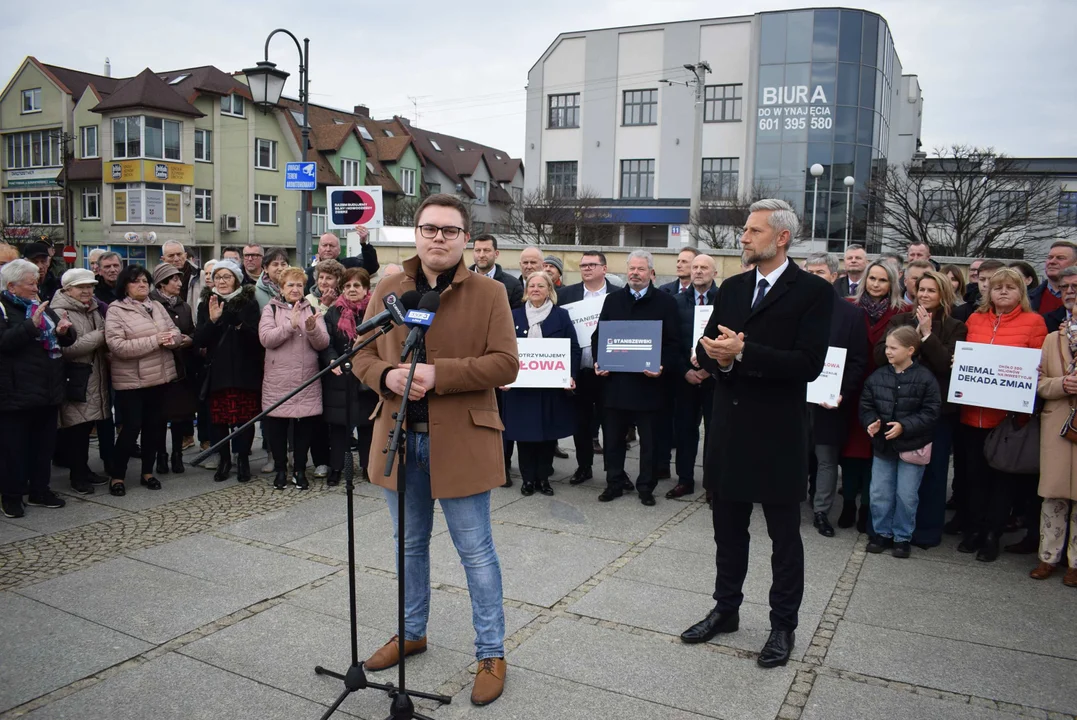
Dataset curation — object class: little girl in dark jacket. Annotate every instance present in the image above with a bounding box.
[859,326,941,558]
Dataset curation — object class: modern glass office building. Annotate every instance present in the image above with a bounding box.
[524,8,923,251]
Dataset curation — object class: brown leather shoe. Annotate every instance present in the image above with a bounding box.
[1029,561,1056,580]
[364,635,427,671]
[471,657,506,706]
[665,483,694,499]
[1064,568,1077,588]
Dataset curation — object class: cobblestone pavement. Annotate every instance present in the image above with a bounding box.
[2,442,1075,720]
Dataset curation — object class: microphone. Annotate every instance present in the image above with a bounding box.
[354,290,420,336]
[401,291,440,361]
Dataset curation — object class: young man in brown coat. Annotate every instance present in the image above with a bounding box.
[353,193,518,706]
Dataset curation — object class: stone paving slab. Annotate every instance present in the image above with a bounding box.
[15,557,273,645]
[508,617,795,720]
[286,510,450,565]
[0,520,41,546]
[845,573,1077,660]
[285,572,539,657]
[491,482,687,542]
[19,651,333,720]
[54,472,230,513]
[0,592,152,713]
[431,665,714,720]
[128,534,337,594]
[219,492,380,545]
[825,620,1077,713]
[801,675,1026,720]
[181,602,473,720]
[1,497,124,535]
[569,576,821,662]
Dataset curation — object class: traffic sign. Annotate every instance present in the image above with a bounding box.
[285,161,318,190]
[62,245,77,263]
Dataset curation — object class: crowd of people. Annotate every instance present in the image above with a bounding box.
[1,228,1075,587]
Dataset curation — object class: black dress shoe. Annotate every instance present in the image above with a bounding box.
[892,541,912,558]
[598,488,622,502]
[553,445,569,459]
[139,476,162,490]
[521,482,535,497]
[213,454,232,483]
[156,454,170,475]
[680,608,739,644]
[837,502,856,529]
[757,629,794,668]
[639,492,656,506]
[666,483,694,499]
[957,532,982,554]
[502,471,513,488]
[569,467,592,485]
[539,480,554,496]
[236,454,251,483]
[976,532,1000,562]
[170,450,185,474]
[813,512,835,537]
[866,535,892,553]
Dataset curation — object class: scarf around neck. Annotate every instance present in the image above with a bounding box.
[525,299,553,338]
[859,293,891,325]
[4,290,61,358]
[213,287,243,302]
[332,293,371,340]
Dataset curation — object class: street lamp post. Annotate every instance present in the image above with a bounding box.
[843,175,855,251]
[809,163,824,250]
[244,30,311,266]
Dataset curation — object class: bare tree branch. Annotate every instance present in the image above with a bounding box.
[691,181,776,249]
[504,186,621,245]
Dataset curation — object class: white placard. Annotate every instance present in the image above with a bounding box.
[692,305,713,351]
[562,296,605,348]
[806,346,848,406]
[327,185,384,229]
[947,341,1041,414]
[509,338,572,388]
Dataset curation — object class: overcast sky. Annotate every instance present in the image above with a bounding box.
[4,0,1073,161]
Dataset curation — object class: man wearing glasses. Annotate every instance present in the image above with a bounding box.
[354,193,518,707]
[241,244,264,285]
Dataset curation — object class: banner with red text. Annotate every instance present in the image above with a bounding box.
[509,338,572,388]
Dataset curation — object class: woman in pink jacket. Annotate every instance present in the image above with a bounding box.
[104,265,179,496]
[259,266,329,490]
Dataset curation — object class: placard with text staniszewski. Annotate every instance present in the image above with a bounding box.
[947,341,1042,414]
[596,320,662,373]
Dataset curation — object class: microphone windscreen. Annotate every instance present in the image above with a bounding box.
[418,290,441,313]
[399,290,422,310]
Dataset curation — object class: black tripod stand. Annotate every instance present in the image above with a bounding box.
[314,323,451,719]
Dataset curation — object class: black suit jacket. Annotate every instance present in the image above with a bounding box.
[697,262,833,503]
[812,292,869,446]
[833,275,862,299]
[558,278,615,306]
[660,279,691,295]
[1044,306,1067,334]
[470,264,523,309]
[591,284,682,412]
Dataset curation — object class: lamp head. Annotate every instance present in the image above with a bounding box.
[844,175,855,187]
[242,60,289,109]
[810,163,825,178]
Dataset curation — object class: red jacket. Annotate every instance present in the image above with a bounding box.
[959,307,1048,429]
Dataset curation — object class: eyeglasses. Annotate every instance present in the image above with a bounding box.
[579,263,602,269]
[418,224,465,240]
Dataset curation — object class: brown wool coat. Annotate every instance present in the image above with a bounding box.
[1038,331,1077,500]
[353,256,518,499]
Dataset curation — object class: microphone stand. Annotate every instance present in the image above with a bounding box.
[372,331,452,720]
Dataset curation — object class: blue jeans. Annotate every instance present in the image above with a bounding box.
[870,455,926,543]
[383,431,505,660]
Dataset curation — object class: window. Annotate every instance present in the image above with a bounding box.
[474,180,488,205]
[6,191,64,225]
[112,183,183,224]
[922,189,956,223]
[113,116,141,159]
[427,182,441,194]
[701,158,739,200]
[221,94,245,117]
[194,189,212,221]
[546,161,577,198]
[81,186,100,220]
[358,126,373,141]
[255,139,277,170]
[704,84,743,122]
[548,93,580,128]
[1060,191,1077,227]
[194,129,211,162]
[254,194,277,224]
[401,167,416,196]
[21,88,41,113]
[620,159,655,199]
[311,206,327,236]
[341,158,360,185]
[144,117,181,160]
[989,190,1029,223]
[622,89,658,126]
[384,129,394,137]
[511,186,523,205]
[4,131,62,169]
[81,126,98,158]
[430,140,442,152]
[169,74,190,85]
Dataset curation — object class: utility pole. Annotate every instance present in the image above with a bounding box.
[52,130,77,249]
[663,61,710,247]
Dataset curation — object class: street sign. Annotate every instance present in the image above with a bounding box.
[62,245,77,263]
[285,162,317,191]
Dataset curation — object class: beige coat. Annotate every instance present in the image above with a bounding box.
[1038,331,1077,500]
[105,298,178,391]
[52,289,111,428]
[354,256,518,499]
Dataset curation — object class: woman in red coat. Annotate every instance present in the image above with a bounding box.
[839,260,910,531]
[958,267,1047,562]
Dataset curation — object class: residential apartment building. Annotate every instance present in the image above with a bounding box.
[524,8,923,251]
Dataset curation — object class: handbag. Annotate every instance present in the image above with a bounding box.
[1057,337,1077,445]
[899,442,933,466]
[984,413,1040,474]
[64,362,93,403]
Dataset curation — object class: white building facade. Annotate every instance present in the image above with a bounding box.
[524,8,923,252]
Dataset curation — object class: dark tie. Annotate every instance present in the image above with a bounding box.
[697,294,705,306]
[752,278,769,309]
[849,281,858,295]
